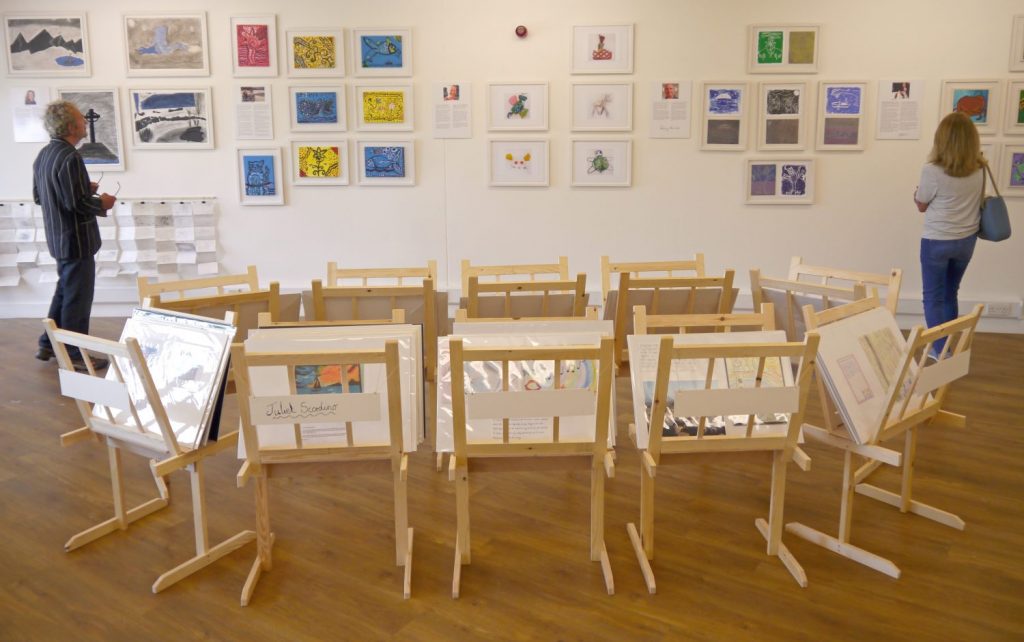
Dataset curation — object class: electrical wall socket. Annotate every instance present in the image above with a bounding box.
[984,301,1018,318]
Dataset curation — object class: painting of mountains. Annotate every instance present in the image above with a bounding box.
[5,15,90,76]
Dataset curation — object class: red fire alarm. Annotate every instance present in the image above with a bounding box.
[515,25,528,38]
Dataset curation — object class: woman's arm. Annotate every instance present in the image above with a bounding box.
[913,187,929,212]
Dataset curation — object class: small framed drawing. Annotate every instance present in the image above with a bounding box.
[57,88,126,172]
[572,82,633,132]
[291,140,349,185]
[356,140,415,186]
[1010,15,1024,72]
[4,13,90,76]
[1000,145,1024,195]
[758,82,809,151]
[488,83,548,131]
[352,28,412,77]
[572,25,633,74]
[123,12,209,77]
[700,82,749,150]
[489,139,549,187]
[355,85,413,131]
[230,15,277,77]
[289,85,346,132]
[940,80,1002,136]
[745,159,815,205]
[816,81,868,151]
[748,25,819,74]
[286,29,344,77]
[1004,81,1024,135]
[128,88,214,149]
[237,147,283,205]
[571,139,632,187]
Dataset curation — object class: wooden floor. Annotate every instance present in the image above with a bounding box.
[1,318,1022,641]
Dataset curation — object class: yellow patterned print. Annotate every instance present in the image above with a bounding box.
[292,35,336,70]
[362,91,405,124]
[297,145,340,178]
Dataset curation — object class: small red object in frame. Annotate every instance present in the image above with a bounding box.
[515,25,528,38]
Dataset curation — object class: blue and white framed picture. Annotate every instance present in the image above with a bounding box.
[128,87,214,149]
[289,85,346,132]
[701,81,749,150]
[237,147,283,205]
[816,81,868,150]
[745,158,814,205]
[351,28,411,77]
[356,140,415,185]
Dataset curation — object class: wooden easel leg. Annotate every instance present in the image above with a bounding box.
[853,459,883,485]
[242,472,273,607]
[191,462,210,556]
[64,445,170,552]
[626,523,656,594]
[452,533,463,599]
[590,459,614,595]
[393,459,409,566]
[403,527,414,600]
[626,462,657,594]
[455,464,470,565]
[436,452,445,472]
[752,451,807,587]
[899,427,917,513]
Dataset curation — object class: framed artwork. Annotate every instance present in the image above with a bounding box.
[572,82,633,132]
[128,88,214,149]
[757,81,809,151]
[354,85,413,131]
[289,85,346,132]
[1000,145,1024,195]
[980,142,1000,179]
[488,82,548,131]
[291,140,349,185]
[1011,15,1024,72]
[4,13,90,76]
[352,28,412,77]
[650,80,692,139]
[570,139,632,187]
[286,29,344,77]
[235,83,273,139]
[816,81,868,151]
[1004,80,1024,135]
[489,139,549,187]
[940,80,1002,136]
[571,25,633,74]
[876,79,923,140]
[745,159,815,205]
[747,24,819,74]
[123,12,209,77]
[700,82,749,150]
[230,15,277,77]
[356,140,415,186]
[237,147,283,205]
[58,88,126,172]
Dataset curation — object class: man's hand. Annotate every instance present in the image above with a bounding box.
[90,181,99,194]
[99,193,117,210]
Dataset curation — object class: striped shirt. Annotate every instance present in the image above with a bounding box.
[32,137,105,260]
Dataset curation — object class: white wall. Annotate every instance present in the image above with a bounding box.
[2,0,1022,331]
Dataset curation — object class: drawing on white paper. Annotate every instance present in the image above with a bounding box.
[837,354,872,404]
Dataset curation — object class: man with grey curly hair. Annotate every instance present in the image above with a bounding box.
[33,100,117,370]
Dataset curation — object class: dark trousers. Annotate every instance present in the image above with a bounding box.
[38,257,96,358]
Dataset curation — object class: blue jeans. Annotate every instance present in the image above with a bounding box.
[38,257,96,359]
[920,236,976,351]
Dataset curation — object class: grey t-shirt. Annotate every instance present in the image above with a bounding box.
[916,163,982,240]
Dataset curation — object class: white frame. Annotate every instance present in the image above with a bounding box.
[816,81,868,151]
[237,147,284,206]
[57,87,126,172]
[940,79,1002,137]
[980,142,1000,180]
[286,28,344,77]
[229,15,277,78]
[745,159,815,205]
[354,84,414,131]
[4,13,91,77]
[571,82,633,132]
[489,139,549,187]
[123,12,209,77]
[1004,80,1024,135]
[649,80,692,139]
[999,145,1024,195]
[747,24,820,74]
[488,82,548,131]
[356,140,416,186]
[757,81,809,151]
[289,85,346,132]
[351,28,412,78]
[570,139,632,188]
[291,139,349,186]
[875,79,923,141]
[127,87,214,150]
[1010,15,1024,72]
[571,24,633,74]
[700,81,749,151]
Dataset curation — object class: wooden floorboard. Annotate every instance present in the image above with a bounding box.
[1,317,1022,641]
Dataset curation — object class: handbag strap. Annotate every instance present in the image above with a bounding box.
[982,162,1002,200]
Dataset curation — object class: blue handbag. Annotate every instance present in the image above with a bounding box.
[978,164,1010,242]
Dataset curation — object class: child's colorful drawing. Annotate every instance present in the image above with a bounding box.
[292,35,336,70]
[1016,89,1024,124]
[236,24,269,68]
[295,91,338,124]
[781,164,807,196]
[297,144,340,178]
[587,149,610,174]
[757,31,783,64]
[591,33,613,60]
[1011,153,1024,187]
[952,89,988,123]
[363,146,406,178]
[294,364,361,394]
[242,154,275,196]
[708,89,740,114]
[825,87,862,114]
[750,164,776,196]
[362,91,405,124]
[505,152,531,170]
[507,93,529,119]
[360,34,402,69]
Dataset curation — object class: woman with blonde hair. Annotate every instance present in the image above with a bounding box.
[913,111,984,355]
